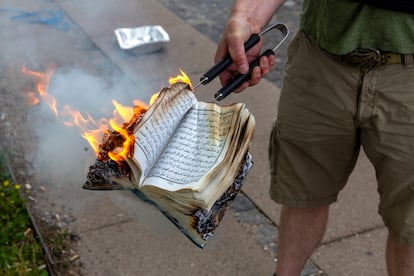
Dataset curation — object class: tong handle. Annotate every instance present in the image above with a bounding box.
[214,49,274,101]
[200,33,260,85]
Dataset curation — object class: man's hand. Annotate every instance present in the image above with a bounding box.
[214,14,276,93]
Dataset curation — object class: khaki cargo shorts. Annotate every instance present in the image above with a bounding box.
[269,30,414,244]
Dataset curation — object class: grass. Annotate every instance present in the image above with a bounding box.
[0,154,48,276]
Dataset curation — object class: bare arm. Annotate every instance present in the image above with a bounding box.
[215,0,286,92]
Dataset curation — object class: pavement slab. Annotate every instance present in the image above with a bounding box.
[313,227,387,275]
[0,0,281,275]
[0,0,389,275]
[78,213,277,276]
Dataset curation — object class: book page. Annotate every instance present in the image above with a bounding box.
[132,83,197,183]
[142,102,240,191]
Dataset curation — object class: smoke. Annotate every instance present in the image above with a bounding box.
[3,1,181,237]
[25,67,180,236]
[28,67,145,185]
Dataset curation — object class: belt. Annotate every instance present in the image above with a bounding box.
[340,48,414,72]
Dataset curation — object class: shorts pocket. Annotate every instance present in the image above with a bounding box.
[268,119,282,179]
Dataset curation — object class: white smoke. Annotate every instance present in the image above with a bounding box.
[28,68,146,185]
[32,67,181,233]
[3,0,181,237]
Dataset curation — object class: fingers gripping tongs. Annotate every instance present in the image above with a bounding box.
[193,23,289,101]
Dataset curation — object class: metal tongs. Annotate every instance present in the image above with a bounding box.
[193,23,289,101]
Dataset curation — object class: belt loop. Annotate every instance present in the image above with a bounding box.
[403,54,414,68]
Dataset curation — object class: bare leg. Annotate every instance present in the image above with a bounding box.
[386,233,414,276]
[275,205,329,276]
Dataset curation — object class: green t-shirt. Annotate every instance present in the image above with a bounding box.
[300,0,414,55]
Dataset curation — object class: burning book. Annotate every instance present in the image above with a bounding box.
[83,77,255,248]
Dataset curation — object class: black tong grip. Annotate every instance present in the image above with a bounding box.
[214,49,274,101]
[200,34,260,85]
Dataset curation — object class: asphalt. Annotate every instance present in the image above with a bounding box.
[0,0,388,275]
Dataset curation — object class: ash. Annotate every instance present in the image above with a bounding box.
[194,152,253,240]
[84,159,130,190]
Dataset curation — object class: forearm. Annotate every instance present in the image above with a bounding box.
[228,0,286,32]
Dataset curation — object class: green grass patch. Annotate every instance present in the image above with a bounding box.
[0,154,48,276]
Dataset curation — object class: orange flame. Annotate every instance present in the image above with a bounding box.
[22,66,58,116]
[26,92,40,105]
[107,119,134,162]
[22,66,192,163]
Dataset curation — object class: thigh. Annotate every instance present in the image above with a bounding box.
[269,31,361,207]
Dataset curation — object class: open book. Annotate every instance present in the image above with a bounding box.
[83,82,255,248]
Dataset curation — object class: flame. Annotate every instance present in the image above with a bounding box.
[147,69,193,105]
[112,100,135,124]
[149,93,159,106]
[107,119,135,162]
[169,69,192,88]
[22,67,191,163]
[26,92,40,105]
[22,66,58,116]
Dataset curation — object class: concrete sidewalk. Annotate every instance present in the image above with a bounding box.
[0,0,387,275]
